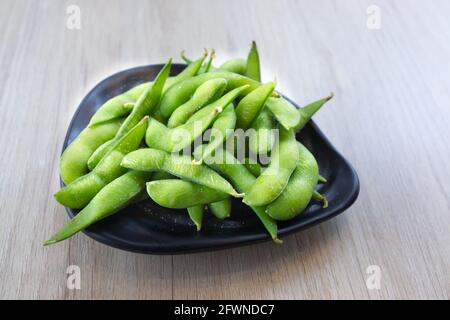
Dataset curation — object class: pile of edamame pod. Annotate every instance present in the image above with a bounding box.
[45,42,333,245]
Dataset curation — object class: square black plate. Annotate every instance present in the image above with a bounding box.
[61,64,360,254]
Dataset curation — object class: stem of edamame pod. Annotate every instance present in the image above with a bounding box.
[294,93,334,132]
[312,190,328,208]
[318,175,327,184]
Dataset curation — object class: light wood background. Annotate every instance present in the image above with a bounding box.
[1,0,449,300]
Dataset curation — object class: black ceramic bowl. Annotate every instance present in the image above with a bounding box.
[61,64,359,254]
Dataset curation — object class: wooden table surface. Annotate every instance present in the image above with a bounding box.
[1,0,449,300]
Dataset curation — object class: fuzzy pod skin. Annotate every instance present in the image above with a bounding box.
[88,54,206,127]
[265,97,301,130]
[248,108,276,155]
[208,198,231,220]
[243,128,299,207]
[167,78,227,128]
[60,118,123,184]
[87,59,172,169]
[187,205,204,231]
[192,104,236,163]
[294,93,334,132]
[54,117,148,209]
[146,179,228,208]
[235,81,275,129]
[205,150,280,243]
[266,143,319,220]
[159,71,263,119]
[45,170,153,245]
[245,41,261,81]
[121,148,242,198]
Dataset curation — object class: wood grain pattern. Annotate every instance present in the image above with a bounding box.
[0,0,449,299]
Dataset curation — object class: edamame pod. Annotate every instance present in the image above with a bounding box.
[167,78,227,128]
[208,198,231,219]
[265,97,301,130]
[243,157,263,177]
[146,106,221,153]
[218,59,247,75]
[54,117,148,209]
[205,150,280,243]
[121,148,243,198]
[245,41,261,81]
[192,104,236,164]
[266,143,319,220]
[148,86,246,153]
[146,179,228,208]
[248,109,276,155]
[294,93,334,132]
[45,170,152,245]
[235,81,275,129]
[60,118,123,184]
[159,71,263,119]
[243,128,299,206]
[88,54,206,127]
[187,205,204,231]
[87,60,172,169]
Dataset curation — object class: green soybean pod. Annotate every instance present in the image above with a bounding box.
[187,205,204,231]
[248,108,276,155]
[87,60,172,169]
[54,117,148,209]
[88,54,206,127]
[148,86,247,153]
[266,143,319,220]
[208,198,231,219]
[159,71,262,119]
[265,97,301,130]
[146,106,221,153]
[235,81,275,129]
[192,104,236,164]
[243,157,263,177]
[243,128,299,207]
[60,118,123,184]
[167,78,227,128]
[121,148,242,198]
[294,93,334,132]
[45,170,152,245]
[218,59,247,75]
[146,179,228,208]
[245,41,261,81]
[205,150,280,243]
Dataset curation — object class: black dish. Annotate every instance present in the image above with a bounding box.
[61,64,360,254]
